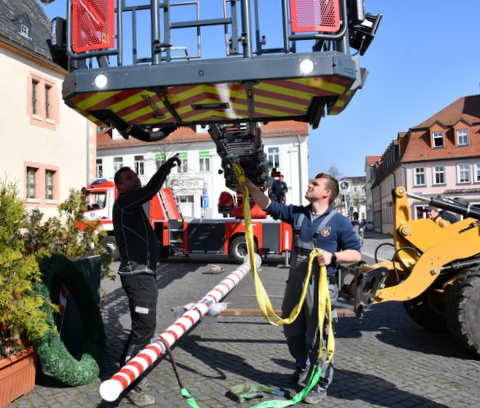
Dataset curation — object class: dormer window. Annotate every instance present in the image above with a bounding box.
[14,13,32,39]
[20,24,29,38]
[432,131,444,148]
[457,128,469,146]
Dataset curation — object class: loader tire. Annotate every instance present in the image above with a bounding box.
[229,236,257,264]
[403,290,449,333]
[445,267,480,358]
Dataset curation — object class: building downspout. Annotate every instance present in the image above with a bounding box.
[297,134,303,204]
[86,120,91,185]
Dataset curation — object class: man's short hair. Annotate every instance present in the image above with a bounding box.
[114,166,134,186]
[315,173,339,204]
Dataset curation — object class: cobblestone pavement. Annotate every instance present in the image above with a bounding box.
[9,232,480,408]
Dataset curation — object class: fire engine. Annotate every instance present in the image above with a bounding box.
[81,178,293,264]
[52,0,381,189]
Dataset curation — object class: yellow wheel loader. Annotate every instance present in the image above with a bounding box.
[339,186,480,358]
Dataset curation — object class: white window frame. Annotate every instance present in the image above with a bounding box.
[457,128,468,146]
[457,164,470,184]
[432,131,444,148]
[177,158,188,173]
[45,170,55,200]
[113,157,123,173]
[267,146,280,170]
[26,167,37,199]
[199,157,210,172]
[414,167,426,186]
[96,158,103,178]
[474,163,480,183]
[432,165,445,185]
[134,155,145,176]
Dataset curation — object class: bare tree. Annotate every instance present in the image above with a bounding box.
[326,165,343,180]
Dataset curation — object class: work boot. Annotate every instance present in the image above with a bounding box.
[303,385,327,404]
[136,376,149,390]
[123,386,155,406]
[291,365,309,386]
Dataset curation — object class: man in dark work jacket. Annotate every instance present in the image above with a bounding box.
[113,155,179,406]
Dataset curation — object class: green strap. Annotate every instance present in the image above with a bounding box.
[249,366,322,408]
[180,388,202,408]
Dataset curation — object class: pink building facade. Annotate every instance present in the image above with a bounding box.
[368,95,480,234]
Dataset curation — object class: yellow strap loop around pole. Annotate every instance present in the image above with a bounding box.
[233,163,334,363]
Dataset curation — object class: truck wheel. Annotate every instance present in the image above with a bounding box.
[445,267,480,358]
[229,236,257,264]
[403,290,449,333]
[100,236,120,261]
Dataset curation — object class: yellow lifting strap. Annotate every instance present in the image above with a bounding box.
[233,164,334,364]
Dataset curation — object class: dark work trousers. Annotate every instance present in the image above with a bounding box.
[119,273,158,367]
[282,254,339,391]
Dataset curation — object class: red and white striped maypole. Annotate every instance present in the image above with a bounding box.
[100,254,261,402]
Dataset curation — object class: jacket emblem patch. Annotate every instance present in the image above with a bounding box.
[321,226,331,237]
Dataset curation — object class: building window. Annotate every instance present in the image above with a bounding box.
[414,205,425,220]
[432,131,444,148]
[457,129,469,146]
[20,24,29,37]
[25,163,59,204]
[32,80,39,116]
[45,170,55,200]
[178,195,194,203]
[29,74,58,127]
[414,167,426,186]
[155,153,165,169]
[113,157,123,173]
[45,84,52,119]
[199,157,210,172]
[134,155,145,176]
[178,159,188,173]
[475,163,480,183]
[199,151,210,172]
[433,166,445,185]
[177,152,188,173]
[458,164,470,184]
[267,147,280,170]
[26,167,37,199]
[96,159,103,178]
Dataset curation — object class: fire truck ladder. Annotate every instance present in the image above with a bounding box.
[53,0,381,185]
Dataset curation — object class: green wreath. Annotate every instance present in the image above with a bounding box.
[32,254,105,386]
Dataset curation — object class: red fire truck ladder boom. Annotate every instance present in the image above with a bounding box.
[54,0,381,188]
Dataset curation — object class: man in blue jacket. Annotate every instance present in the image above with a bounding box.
[242,173,361,404]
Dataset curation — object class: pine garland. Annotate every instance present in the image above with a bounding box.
[32,254,105,386]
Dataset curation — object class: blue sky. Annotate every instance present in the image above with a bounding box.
[42,0,480,178]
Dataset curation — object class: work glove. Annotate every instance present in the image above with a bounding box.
[163,154,181,174]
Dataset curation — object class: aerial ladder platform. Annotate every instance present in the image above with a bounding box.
[53,0,381,187]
